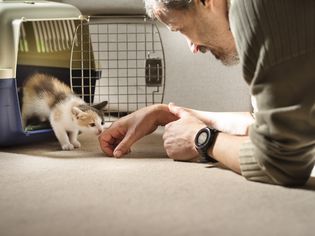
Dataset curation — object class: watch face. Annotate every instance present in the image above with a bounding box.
[197,131,208,145]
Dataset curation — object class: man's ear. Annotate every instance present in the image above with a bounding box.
[195,0,213,10]
[196,0,210,6]
[196,0,226,13]
[72,107,88,119]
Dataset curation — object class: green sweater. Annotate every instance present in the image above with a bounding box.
[230,0,315,186]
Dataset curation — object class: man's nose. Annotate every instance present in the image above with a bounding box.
[186,38,198,54]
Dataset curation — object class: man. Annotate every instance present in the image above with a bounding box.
[98,0,315,186]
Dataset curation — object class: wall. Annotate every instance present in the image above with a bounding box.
[158,23,251,112]
[57,0,252,112]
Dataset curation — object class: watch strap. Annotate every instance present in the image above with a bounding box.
[195,127,219,163]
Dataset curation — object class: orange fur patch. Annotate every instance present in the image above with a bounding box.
[77,110,99,127]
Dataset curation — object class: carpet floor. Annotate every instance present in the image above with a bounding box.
[1,128,315,236]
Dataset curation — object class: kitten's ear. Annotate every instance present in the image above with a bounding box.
[92,101,108,111]
[72,107,87,119]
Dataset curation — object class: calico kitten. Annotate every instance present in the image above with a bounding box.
[22,73,107,150]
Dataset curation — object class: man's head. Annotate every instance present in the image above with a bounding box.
[144,0,239,66]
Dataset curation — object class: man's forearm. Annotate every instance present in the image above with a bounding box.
[209,133,250,174]
[188,109,254,135]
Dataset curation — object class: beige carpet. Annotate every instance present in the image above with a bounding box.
[1,128,315,236]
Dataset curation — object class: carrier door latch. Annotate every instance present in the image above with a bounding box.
[145,57,162,87]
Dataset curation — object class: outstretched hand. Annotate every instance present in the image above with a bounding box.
[98,117,133,158]
[98,104,178,158]
[98,102,253,160]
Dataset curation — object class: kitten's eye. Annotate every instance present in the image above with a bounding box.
[89,123,96,127]
[101,121,104,125]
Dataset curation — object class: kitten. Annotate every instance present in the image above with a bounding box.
[21,73,107,150]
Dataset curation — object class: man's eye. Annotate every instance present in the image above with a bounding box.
[89,123,96,127]
[168,26,178,32]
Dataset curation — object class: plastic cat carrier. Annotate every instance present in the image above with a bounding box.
[0,0,165,146]
[70,16,165,119]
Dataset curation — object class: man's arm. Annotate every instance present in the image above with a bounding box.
[164,103,250,174]
[98,104,178,157]
[209,132,249,174]
[168,104,254,135]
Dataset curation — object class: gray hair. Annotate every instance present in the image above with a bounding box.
[144,0,193,18]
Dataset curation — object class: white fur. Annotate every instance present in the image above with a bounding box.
[49,97,103,150]
[23,95,104,150]
[22,74,106,150]
[22,99,51,126]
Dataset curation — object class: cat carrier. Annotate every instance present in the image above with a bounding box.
[0,0,165,146]
[70,15,165,119]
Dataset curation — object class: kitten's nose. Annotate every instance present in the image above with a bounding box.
[97,128,103,135]
[186,38,198,54]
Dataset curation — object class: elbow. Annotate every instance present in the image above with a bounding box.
[242,159,314,187]
[245,172,311,187]
[240,136,315,187]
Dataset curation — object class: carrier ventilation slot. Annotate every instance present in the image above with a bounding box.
[29,20,78,53]
[19,23,29,52]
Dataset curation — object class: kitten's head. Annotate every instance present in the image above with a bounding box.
[71,101,107,135]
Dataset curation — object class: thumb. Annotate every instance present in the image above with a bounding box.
[113,133,135,158]
[168,102,189,118]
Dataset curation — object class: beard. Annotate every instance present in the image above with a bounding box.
[220,50,240,66]
[199,45,240,66]
[211,47,240,66]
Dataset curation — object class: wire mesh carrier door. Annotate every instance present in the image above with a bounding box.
[70,16,166,122]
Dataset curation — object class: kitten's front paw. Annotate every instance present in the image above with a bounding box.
[71,140,81,148]
[61,143,74,151]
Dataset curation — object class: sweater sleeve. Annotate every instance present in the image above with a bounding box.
[230,0,315,186]
[239,139,275,184]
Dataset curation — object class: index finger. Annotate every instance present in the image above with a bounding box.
[98,126,126,156]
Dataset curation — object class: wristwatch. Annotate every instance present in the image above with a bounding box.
[194,127,219,163]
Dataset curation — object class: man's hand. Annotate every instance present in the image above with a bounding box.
[163,103,207,161]
[166,103,248,173]
[98,104,177,158]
